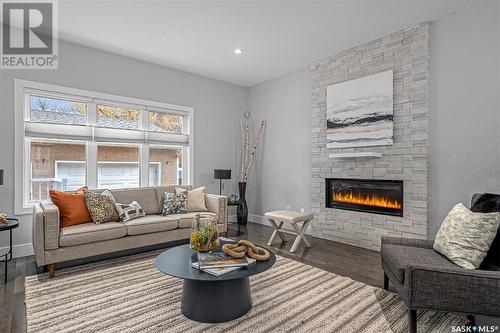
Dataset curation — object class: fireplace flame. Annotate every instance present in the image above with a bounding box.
[333,191,401,209]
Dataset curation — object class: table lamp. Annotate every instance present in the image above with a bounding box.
[214,169,231,195]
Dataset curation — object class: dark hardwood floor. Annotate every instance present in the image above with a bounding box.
[0,222,383,333]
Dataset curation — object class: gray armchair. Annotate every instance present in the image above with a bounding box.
[381,237,500,332]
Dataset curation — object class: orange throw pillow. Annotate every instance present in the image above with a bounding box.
[49,187,92,228]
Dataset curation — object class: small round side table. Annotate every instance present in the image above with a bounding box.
[0,218,19,283]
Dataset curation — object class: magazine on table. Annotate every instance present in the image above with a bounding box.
[197,251,255,269]
[191,262,241,276]
[192,257,256,276]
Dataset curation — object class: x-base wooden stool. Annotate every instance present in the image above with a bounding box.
[265,210,313,253]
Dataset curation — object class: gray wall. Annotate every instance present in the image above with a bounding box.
[0,40,247,254]
[429,0,500,238]
[247,0,500,242]
[246,68,311,216]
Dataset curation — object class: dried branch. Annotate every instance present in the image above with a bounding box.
[239,116,245,182]
[243,117,249,177]
[243,120,266,182]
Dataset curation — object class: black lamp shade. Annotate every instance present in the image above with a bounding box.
[0,170,3,185]
[214,169,231,180]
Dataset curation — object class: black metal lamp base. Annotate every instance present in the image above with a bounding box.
[181,277,252,323]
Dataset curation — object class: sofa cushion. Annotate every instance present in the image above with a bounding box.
[176,212,218,228]
[381,244,457,284]
[110,187,159,215]
[59,222,126,247]
[124,215,178,235]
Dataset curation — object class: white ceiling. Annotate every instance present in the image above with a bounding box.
[54,0,486,87]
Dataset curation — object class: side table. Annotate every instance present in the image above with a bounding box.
[0,218,19,283]
[227,201,244,237]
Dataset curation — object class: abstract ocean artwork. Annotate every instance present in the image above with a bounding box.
[327,70,393,149]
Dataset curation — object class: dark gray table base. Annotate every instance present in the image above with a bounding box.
[181,277,252,323]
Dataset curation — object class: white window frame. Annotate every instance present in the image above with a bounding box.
[15,79,194,215]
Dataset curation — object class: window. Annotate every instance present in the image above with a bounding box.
[149,111,183,133]
[97,144,140,189]
[97,104,140,129]
[30,140,86,201]
[30,95,86,125]
[15,80,193,213]
[149,146,183,186]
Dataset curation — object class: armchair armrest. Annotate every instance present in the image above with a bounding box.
[205,194,228,231]
[405,264,500,316]
[381,236,434,249]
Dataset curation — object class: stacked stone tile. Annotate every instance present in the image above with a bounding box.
[310,23,430,251]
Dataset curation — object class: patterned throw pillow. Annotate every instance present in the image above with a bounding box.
[84,191,120,224]
[162,192,188,215]
[434,203,500,269]
[115,201,146,222]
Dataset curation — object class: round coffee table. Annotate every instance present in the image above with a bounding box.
[155,244,276,323]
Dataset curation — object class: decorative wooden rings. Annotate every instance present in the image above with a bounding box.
[222,240,270,261]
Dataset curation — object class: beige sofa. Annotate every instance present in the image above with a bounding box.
[32,185,227,277]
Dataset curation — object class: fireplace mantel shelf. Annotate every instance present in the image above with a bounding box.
[329,152,382,159]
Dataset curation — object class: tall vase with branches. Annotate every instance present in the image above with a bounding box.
[238,115,266,225]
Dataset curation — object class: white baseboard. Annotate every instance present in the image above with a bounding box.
[230,213,312,236]
[0,243,34,258]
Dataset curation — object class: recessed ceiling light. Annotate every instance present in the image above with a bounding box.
[234,48,243,55]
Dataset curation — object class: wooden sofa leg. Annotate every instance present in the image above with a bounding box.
[48,263,56,278]
[383,273,389,290]
[409,309,417,333]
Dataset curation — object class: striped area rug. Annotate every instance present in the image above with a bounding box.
[25,251,466,333]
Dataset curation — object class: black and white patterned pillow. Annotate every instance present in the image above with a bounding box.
[84,191,119,224]
[162,192,188,215]
[115,201,146,222]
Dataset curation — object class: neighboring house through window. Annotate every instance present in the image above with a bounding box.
[15,80,193,214]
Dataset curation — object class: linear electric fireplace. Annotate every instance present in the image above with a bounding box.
[326,178,403,217]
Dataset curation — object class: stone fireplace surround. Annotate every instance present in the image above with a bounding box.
[310,23,429,251]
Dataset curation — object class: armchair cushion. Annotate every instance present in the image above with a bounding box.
[381,243,457,284]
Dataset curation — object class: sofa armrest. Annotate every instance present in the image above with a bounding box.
[205,194,227,231]
[381,237,434,249]
[34,202,60,253]
[405,264,500,316]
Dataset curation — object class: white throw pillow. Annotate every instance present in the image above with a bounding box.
[175,187,208,212]
[115,201,146,222]
[433,203,500,269]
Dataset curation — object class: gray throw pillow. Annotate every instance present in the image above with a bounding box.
[434,203,500,269]
[115,201,145,222]
[84,191,120,224]
[162,192,188,215]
